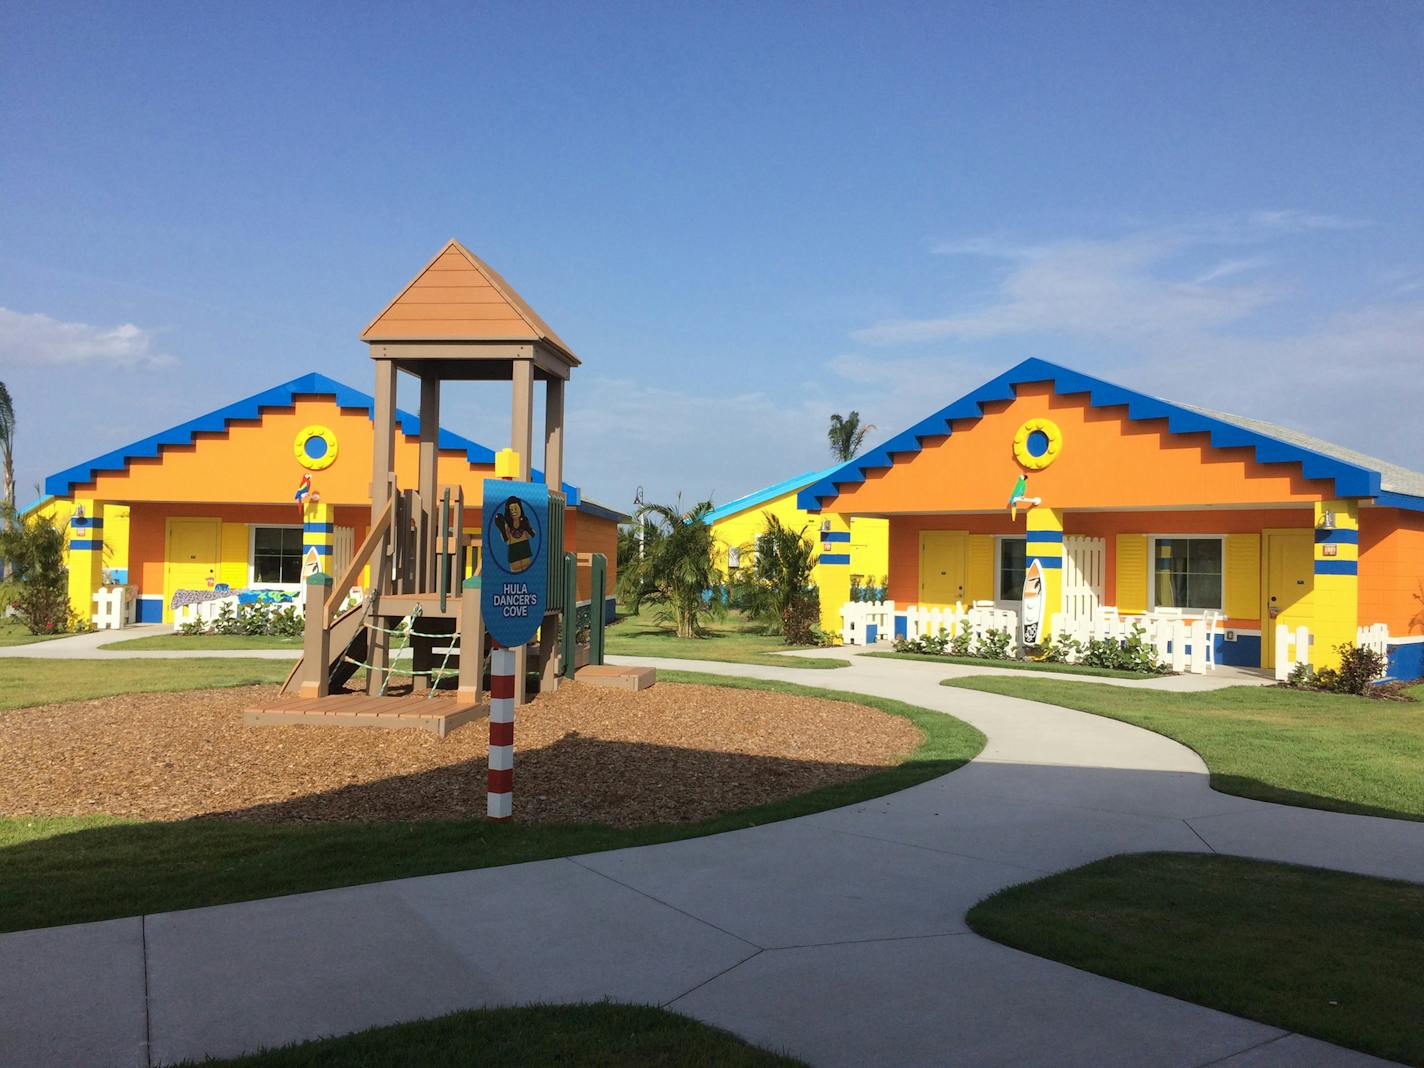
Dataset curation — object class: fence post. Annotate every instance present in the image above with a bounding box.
[561,552,578,679]
[590,553,607,666]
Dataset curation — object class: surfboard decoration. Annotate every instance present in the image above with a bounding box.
[1021,558,1045,646]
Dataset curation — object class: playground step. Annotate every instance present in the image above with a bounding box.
[243,693,488,738]
[574,664,657,692]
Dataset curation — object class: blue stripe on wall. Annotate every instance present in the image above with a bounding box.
[1027,556,1062,570]
[303,544,333,556]
[1386,641,1424,682]
[1313,560,1358,576]
[303,522,335,534]
[69,517,103,529]
[820,531,851,543]
[1021,530,1063,543]
[1314,528,1358,544]
[818,553,851,565]
[136,597,163,623]
[68,539,103,550]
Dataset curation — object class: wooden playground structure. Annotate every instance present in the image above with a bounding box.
[245,241,649,738]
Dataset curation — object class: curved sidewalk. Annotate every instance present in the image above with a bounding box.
[3,654,1419,1067]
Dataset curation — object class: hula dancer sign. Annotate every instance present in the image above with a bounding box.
[481,480,549,648]
[1021,558,1046,646]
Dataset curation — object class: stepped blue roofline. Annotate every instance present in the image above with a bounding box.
[44,371,581,505]
[703,464,844,525]
[796,358,1411,512]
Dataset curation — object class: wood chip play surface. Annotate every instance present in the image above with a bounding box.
[0,681,921,826]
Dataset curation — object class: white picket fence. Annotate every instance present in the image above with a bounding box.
[840,599,897,645]
[91,585,137,630]
[1051,612,1211,674]
[840,600,1020,656]
[1274,622,1391,682]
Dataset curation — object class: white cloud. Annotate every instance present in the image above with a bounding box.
[856,231,1280,345]
[0,307,175,368]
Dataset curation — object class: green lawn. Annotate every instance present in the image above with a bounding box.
[103,633,304,651]
[607,605,850,668]
[0,667,983,932]
[0,657,291,712]
[188,1002,803,1067]
[967,853,1424,1065]
[946,677,1424,820]
[866,650,1158,679]
[0,618,72,647]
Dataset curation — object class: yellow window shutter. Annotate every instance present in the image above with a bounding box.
[219,523,249,588]
[1116,534,1148,614]
[967,535,995,602]
[1223,533,1260,619]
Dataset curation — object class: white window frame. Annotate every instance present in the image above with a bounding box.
[994,534,1028,608]
[1148,534,1226,612]
[249,524,305,591]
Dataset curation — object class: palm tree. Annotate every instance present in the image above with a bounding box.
[733,514,820,643]
[616,497,722,638]
[828,411,874,462]
[0,382,14,514]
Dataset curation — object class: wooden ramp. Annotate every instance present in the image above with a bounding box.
[244,693,488,738]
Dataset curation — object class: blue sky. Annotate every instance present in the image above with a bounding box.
[3,1,1421,510]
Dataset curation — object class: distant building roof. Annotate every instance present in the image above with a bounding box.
[703,464,844,525]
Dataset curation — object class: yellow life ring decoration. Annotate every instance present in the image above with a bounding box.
[294,425,338,470]
[1013,417,1062,470]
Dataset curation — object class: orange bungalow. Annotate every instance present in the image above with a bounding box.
[799,359,1424,680]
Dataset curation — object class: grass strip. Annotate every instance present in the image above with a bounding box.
[967,852,1424,1066]
[945,676,1424,820]
[0,657,292,712]
[607,607,850,669]
[103,634,304,651]
[0,669,983,932]
[865,650,1156,679]
[182,1001,803,1067]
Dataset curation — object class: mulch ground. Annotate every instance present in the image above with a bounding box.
[0,681,921,827]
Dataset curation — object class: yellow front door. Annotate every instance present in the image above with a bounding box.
[919,532,967,606]
[1262,530,1313,669]
[164,518,221,622]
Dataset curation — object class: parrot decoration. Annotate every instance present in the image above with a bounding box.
[294,474,319,514]
[1008,473,1041,520]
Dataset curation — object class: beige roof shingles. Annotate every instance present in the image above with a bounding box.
[360,240,578,365]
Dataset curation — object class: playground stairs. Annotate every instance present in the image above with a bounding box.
[242,692,486,737]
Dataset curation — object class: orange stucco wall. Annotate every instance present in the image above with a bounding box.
[129,501,619,604]
[75,397,514,507]
[888,507,1314,630]
[826,383,1334,515]
[1359,507,1424,635]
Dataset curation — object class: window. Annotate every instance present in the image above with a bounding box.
[727,545,741,569]
[998,537,1027,601]
[252,526,304,585]
[1152,537,1223,611]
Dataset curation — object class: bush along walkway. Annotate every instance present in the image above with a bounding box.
[4,652,1423,1068]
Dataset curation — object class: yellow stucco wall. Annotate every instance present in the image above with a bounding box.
[30,498,132,581]
[709,486,888,634]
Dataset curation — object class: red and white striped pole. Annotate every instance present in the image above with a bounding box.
[487,642,515,820]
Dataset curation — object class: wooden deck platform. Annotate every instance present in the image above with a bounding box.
[243,693,488,737]
[575,664,657,692]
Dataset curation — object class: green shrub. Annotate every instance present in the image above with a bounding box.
[1281,643,1387,697]
[974,627,1013,660]
[0,506,77,635]
[1077,624,1167,674]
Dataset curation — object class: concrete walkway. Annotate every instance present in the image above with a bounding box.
[4,653,1419,1066]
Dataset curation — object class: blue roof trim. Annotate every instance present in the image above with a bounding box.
[703,464,844,525]
[1373,490,1424,514]
[44,371,580,505]
[796,358,1383,511]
